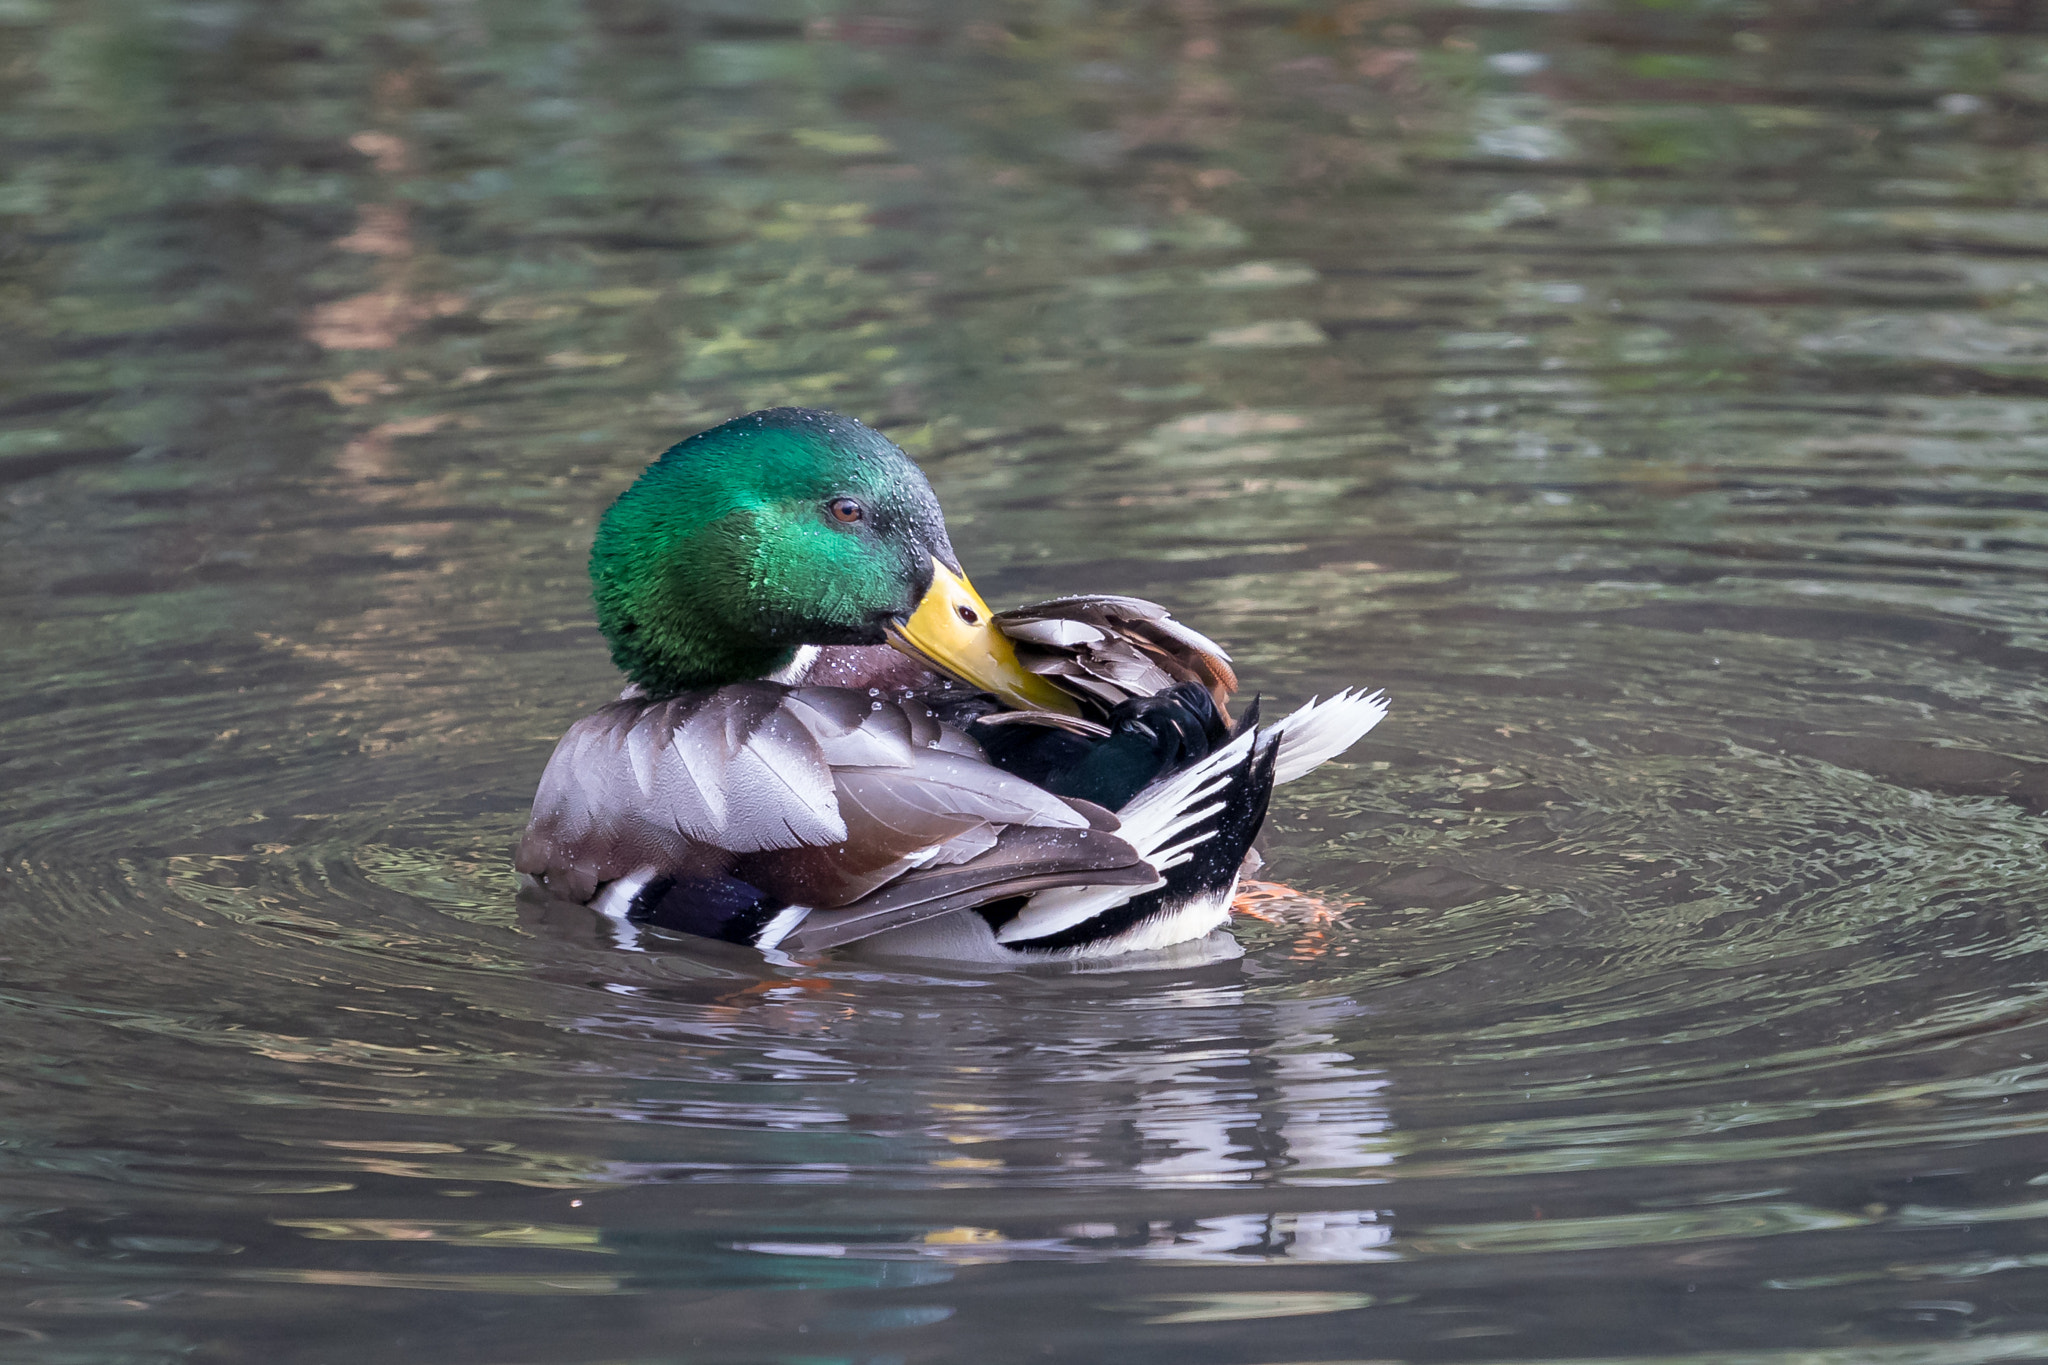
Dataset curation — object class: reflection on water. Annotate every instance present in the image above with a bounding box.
[6,1,2048,1361]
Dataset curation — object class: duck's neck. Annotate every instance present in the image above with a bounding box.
[606,610,796,698]
[590,518,795,698]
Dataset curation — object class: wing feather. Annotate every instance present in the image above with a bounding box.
[519,682,1139,921]
[517,686,849,903]
[783,827,1154,951]
[995,594,1238,716]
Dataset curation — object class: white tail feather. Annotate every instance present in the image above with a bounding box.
[995,728,1258,944]
[990,687,1387,947]
[1260,688,1389,785]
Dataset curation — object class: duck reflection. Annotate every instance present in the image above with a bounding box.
[522,882,1400,1265]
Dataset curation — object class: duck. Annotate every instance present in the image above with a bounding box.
[515,407,1386,962]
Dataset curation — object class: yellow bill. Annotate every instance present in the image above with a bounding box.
[887,559,1081,715]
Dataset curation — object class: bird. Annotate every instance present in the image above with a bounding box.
[515,406,1387,963]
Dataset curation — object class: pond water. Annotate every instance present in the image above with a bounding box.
[7,1,2048,1361]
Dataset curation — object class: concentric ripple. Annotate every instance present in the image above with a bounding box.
[6,2,2048,1363]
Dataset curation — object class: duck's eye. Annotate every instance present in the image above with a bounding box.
[828,497,865,524]
[956,604,981,626]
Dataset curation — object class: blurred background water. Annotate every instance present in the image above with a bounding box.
[6,0,2048,1361]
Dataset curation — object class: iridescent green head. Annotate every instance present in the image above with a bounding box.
[590,408,964,696]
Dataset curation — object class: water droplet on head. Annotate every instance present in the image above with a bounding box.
[871,701,882,710]
[868,688,880,697]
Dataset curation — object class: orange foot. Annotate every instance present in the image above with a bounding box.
[714,977,834,1006]
[1231,879,1300,922]
[1231,879,1350,924]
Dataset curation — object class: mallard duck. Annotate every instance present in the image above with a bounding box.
[516,407,1386,962]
